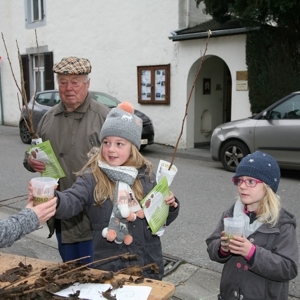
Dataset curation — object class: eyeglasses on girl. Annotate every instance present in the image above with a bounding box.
[232,178,263,187]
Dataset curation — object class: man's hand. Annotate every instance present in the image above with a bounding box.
[26,198,57,225]
[28,155,46,173]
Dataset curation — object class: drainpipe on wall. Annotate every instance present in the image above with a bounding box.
[186,0,190,28]
[169,0,191,37]
[0,56,3,125]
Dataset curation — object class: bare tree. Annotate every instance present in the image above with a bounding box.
[1,29,41,141]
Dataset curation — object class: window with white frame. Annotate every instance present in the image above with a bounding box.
[33,54,45,92]
[32,0,44,21]
[24,0,47,29]
[21,52,54,103]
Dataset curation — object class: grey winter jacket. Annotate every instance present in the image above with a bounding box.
[0,208,39,248]
[55,167,180,280]
[23,93,109,243]
[206,203,298,300]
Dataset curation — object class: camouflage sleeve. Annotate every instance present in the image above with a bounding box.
[0,208,39,248]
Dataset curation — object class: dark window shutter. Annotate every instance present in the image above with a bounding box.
[44,52,54,90]
[21,55,30,104]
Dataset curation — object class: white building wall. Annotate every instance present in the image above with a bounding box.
[0,0,249,148]
[0,1,192,144]
[175,34,251,148]
[178,0,212,28]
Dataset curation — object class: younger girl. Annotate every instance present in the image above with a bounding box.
[206,151,298,300]
[37,102,179,280]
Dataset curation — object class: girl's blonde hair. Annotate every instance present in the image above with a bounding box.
[255,183,281,227]
[76,145,154,205]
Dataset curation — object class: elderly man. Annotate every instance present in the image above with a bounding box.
[23,57,110,263]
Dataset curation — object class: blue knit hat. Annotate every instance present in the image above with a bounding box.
[233,151,280,192]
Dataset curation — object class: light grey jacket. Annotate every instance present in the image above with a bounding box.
[0,208,39,248]
[206,203,298,300]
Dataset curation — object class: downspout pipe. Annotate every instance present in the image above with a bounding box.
[186,0,190,28]
[0,59,3,125]
[169,0,191,38]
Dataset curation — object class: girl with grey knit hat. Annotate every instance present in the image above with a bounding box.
[206,151,298,300]
[29,101,179,280]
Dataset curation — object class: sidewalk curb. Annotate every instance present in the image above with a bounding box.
[164,264,220,300]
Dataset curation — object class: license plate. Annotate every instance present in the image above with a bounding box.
[141,139,148,145]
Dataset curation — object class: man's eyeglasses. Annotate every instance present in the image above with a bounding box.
[232,178,263,188]
[58,80,84,88]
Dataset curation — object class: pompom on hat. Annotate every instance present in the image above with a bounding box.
[53,56,91,75]
[100,102,143,149]
[233,151,280,192]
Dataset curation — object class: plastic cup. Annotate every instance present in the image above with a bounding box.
[158,166,176,186]
[31,177,56,206]
[224,217,244,240]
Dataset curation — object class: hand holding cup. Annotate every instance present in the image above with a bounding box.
[30,177,57,206]
[223,217,244,241]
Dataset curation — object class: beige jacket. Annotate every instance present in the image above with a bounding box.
[24,93,109,243]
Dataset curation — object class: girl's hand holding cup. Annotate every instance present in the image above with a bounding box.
[28,177,58,206]
[220,230,230,252]
[228,236,254,258]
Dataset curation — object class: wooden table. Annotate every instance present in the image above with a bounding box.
[0,253,175,300]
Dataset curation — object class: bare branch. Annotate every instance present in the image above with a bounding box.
[1,31,40,140]
[33,29,40,112]
[16,40,38,139]
[169,30,211,170]
[1,33,22,95]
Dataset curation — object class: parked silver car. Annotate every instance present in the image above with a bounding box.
[211,91,300,172]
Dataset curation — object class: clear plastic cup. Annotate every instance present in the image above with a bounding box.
[224,217,244,240]
[31,177,56,206]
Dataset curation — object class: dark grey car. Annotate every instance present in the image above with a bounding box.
[19,90,155,148]
[210,91,300,172]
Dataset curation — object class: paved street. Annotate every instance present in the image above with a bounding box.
[0,125,300,299]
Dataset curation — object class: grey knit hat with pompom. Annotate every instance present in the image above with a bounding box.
[100,102,142,149]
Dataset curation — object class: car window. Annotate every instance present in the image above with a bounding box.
[54,92,61,105]
[36,92,53,107]
[270,94,300,119]
[91,92,118,108]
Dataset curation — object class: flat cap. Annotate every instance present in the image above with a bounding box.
[53,56,91,74]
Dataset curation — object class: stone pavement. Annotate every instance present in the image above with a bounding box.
[0,138,299,300]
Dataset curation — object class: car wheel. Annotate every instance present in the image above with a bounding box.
[220,140,249,172]
[19,120,32,144]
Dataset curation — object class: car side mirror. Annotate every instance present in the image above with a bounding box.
[265,110,282,120]
[262,111,269,119]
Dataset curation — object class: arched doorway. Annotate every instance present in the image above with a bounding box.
[187,55,232,148]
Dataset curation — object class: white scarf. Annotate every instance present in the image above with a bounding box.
[233,199,263,238]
